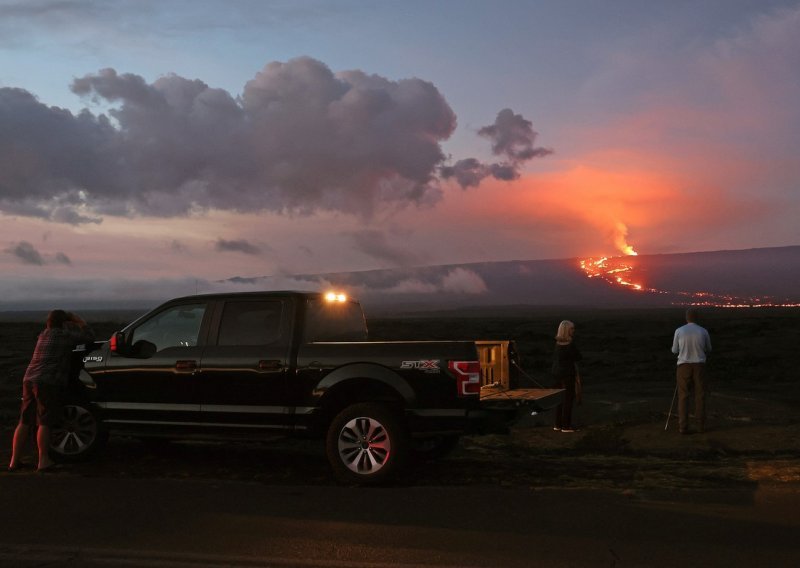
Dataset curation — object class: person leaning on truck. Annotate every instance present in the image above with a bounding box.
[671,307,712,434]
[551,320,582,433]
[8,310,94,472]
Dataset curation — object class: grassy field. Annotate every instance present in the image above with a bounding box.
[1,307,798,490]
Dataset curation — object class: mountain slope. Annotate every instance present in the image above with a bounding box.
[224,245,800,310]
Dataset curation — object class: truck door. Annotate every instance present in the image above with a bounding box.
[95,301,210,431]
[199,298,293,431]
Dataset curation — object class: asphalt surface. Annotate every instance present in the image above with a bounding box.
[1,471,799,568]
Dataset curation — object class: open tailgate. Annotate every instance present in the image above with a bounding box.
[479,386,564,411]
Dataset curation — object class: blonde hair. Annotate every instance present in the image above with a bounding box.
[555,320,575,344]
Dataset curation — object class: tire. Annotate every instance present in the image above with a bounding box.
[411,434,460,461]
[326,403,409,485]
[50,400,107,462]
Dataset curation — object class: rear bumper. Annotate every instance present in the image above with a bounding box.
[404,408,517,437]
[406,407,475,436]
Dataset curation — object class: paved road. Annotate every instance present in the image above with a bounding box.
[1,472,799,567]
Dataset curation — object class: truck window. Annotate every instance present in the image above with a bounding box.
[304,299,368,342]
[129,303,206,353]
[217,300,284,346]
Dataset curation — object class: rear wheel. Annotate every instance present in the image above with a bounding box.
[326,403,408,485]
[50,401,107,462]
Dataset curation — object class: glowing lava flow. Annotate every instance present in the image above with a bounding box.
[578,254,800,308]
[579,256,648,293]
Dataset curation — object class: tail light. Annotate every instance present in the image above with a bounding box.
[449,360,481,397]
[109,331,123,353]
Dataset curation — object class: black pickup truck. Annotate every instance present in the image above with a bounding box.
[53,291,561,483]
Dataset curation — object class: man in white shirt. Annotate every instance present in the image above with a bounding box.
[672,308,712,434]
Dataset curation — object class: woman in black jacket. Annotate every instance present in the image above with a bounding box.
[551,320,582,432]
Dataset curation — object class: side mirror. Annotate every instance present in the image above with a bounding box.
[109,331,126,355]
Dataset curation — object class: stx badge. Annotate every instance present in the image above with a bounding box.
[401,360,440,373]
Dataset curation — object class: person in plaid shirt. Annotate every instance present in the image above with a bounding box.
[8,309,94,472]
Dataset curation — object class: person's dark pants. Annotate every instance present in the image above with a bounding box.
[677,363,707,432]
[552,376,576,429]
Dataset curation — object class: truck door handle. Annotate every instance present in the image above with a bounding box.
[258,359,283,371]
[175,360,198,373]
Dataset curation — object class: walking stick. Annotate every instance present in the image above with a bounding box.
[664,384,678,431]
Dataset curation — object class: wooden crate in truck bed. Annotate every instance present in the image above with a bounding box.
[476,340,512,388]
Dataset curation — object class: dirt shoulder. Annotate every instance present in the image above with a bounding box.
[454,381,800,493]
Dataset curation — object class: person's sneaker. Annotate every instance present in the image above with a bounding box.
[553,427,561,431]
[560,427,578,433]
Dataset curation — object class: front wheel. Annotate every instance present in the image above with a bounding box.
[326,403,408,485]
[50,401,107,462]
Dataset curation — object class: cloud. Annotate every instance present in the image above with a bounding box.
[54,251,72,265]
[0,1,116,47]
[347,229,419,267]
[170,239,189,253]
[479,108,553,163]
[215,238,261,255]
[437,158,488,189]
[0,1,115,22]
[0,57,458,223]
[440,268,488,294]
[383,278,439,294]
[6,241,45,265]
[441,108,552,188]
[51,207,102,225]
[0,87,119,223]
[221,264,489,298]
[0,2,349,51]
[3,240,76,266]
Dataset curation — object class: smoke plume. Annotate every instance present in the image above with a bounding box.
[612,222,638,256]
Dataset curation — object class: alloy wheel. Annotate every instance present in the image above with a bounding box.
[51,404,98,456]
[337,416,391,475]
